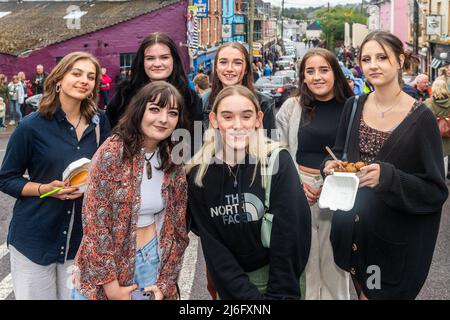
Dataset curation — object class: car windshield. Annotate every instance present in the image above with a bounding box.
[271,77,283,85]
[255,77,272,85]
[275,71,296,78]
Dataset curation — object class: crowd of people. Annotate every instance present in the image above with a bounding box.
[0,30,448,301]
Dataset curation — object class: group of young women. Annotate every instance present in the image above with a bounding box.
[0,30,447,300]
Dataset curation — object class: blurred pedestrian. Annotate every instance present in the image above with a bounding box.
[425,78,450,178]
[99,67,112,109]
[31,64,48,95]
[8,75,24,124]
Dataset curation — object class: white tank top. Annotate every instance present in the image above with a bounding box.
[138,151,164,228]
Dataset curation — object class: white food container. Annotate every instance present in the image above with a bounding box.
[62,158,91,194]
[318,172,359,211]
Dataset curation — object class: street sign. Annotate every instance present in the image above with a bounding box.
[426,15,442,35]
[222,24,232,38]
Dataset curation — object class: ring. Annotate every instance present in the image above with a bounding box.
[65,197,70,200]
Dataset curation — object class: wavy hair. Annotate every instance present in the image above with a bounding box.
[295,48,354,121]
[186,85,280,187]
[208,43,255,110]
[39,51,100,119]
[113,81,186,173]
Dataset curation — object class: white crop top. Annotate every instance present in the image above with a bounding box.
[138,151,164,228]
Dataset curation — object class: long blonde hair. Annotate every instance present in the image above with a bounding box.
[185,85,281,187]
[432,79,450,100]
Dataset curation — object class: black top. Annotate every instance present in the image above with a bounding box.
[321,94,448,299]
[188,150,311,299]
[296,98,345,169]
[0,110,111,265]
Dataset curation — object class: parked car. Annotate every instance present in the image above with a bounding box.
[279,55,295,62]
[274,70,298,85]
[255,76,297,108]
[275,59,294,70]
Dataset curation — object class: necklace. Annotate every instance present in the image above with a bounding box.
[144,151,156,180]
[374,90,402,118]
[69,113,82,130]
[226,164,240,188]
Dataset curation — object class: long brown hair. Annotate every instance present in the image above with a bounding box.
[39,51,100,119]
[296,48,354,119]
[208,42,255,109]
[113,81,186,173]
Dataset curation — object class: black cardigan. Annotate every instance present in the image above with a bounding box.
[322,94,448,299]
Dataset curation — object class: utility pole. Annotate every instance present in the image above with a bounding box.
[249,0,255,62]
[281,0,285,41]
[413,0,419,55]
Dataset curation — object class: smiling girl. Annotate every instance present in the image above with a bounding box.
[202,43,275,133]
[323,31,448,299]
[186,85,311,299]
[72,81,189,300]
[0,52,111,300]
[107,32,202,135]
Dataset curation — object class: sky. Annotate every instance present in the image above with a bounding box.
[272,0,364,8]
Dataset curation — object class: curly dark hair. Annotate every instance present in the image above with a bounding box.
[113,81,186,173]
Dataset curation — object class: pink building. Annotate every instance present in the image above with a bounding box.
[378,0,410,46]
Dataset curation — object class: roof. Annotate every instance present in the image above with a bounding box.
[307,21,321,31]
[0,0,182,55]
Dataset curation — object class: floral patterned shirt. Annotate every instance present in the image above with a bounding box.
[73,136,189,300]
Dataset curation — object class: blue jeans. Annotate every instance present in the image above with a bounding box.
[9,100,22,121]
[71,236,159,300]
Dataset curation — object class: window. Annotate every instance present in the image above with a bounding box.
[234,24,245,35]
[120,53,136,71]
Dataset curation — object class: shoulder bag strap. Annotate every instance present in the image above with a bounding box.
[264,148,283,210]
[342,95,359,162]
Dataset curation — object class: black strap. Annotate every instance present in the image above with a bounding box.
[342,95,359,161]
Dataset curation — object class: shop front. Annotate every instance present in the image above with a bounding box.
[429,41,450,80]
[193,46,218,74]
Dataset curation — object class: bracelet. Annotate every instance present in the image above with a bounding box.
[38,184,43,196]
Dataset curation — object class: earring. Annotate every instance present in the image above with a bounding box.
[56,84,61,93]
[88,92,94,99]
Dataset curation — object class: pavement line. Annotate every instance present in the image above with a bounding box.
[0,273,13,300]
[178,233,198,300]
[0,243,8,261]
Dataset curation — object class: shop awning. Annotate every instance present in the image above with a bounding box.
[431,58,444,69]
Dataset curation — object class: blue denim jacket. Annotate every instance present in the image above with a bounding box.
[0,108,111,265]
